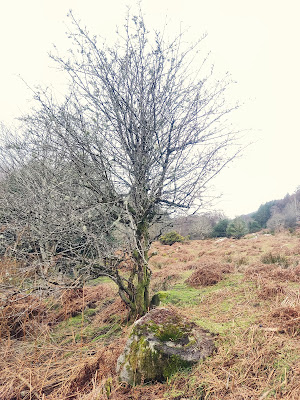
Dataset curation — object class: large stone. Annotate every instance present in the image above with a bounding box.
[116,307,216,385]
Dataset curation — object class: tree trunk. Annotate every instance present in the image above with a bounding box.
[135,263,151,317]
[129,219,152,320]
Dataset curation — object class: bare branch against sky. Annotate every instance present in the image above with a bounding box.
[0,0,300,217]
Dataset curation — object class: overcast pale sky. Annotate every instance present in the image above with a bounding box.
[1,0,299,217]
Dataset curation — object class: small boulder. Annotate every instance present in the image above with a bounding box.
[117,307,215,385]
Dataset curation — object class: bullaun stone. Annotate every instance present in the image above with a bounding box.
[117,307,216,385]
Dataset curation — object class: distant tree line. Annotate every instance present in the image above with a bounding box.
[170,212,225,240]
[211,188,300,239]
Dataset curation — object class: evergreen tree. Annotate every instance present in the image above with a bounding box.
[226,218,248,239]
[211,219,229,237]
[252,201,275,228]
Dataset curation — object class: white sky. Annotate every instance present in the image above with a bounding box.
[1,0,300,218]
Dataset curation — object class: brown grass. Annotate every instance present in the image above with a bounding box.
[1,229,300,399]
[270,306,300,335]
[186,267,223,287]
[258,281,286,300]
[185,261,234,287]
[0,294,47,339]
[55,285,117,322]
[169,329,300,399]
[0,338,127,400]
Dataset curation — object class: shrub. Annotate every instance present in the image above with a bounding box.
[159,231,186,246]
[261,252,290,268]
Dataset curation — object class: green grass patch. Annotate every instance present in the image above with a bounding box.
[158,284,202,306]
[273,346,299,381]
[84,307,98,316]
[91,321,122,342]
[219,299,233,312]
[195,313,256,335]
[195,319,234,334]
[65,314,83,326]
[51,308,122,344]
[158,274,246,307]
[88,276,113,285]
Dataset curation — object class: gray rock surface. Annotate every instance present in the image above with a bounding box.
[117,307,216,385]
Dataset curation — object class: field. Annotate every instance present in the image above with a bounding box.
[1,229,300,399]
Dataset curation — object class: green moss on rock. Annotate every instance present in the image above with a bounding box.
[117,307,216,385]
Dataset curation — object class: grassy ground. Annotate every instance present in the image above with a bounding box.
[0,229,300,399]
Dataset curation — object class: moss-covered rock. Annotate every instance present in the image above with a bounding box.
[116,308,216,385]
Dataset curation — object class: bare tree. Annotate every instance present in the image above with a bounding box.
[0,134,119,283]
[18,10,241,318]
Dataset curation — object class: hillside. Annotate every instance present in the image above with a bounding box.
[1,229,300,399]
